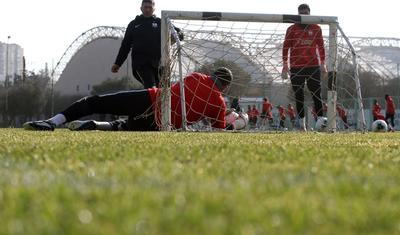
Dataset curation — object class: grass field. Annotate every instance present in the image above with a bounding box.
[0,129,399,235]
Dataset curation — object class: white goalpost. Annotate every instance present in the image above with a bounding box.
[159,10,366,132]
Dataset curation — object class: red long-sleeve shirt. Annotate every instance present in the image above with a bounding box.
[373,103,385,120]
[262,101,273,118]
[336,106,347,119]
[287,105,296,119]
[250,108,260,118]
[148,72,227,129]
[282,23,325,68]
[386,96,396,115]
[278,106,286,119]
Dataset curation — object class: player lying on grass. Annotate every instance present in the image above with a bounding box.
[23,68,233,131]
[64,108,249,132]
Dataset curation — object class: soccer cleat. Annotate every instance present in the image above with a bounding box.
[23,120,56,131]
[67,120,97,131]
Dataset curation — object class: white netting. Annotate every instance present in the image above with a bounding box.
[160,13,365,132]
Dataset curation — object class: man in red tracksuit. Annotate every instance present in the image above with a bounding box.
[278,105,286,129]
[282,3,327,131]
[261,97,273,127]
[250,105,260,127]
[23,68,232,131]
[385,94,396,130]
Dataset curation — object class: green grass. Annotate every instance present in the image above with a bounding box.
[0,129,400,235]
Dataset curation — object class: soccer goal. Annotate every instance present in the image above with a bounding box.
[159,10,366,132]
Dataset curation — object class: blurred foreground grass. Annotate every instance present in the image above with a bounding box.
[0,129,399,235]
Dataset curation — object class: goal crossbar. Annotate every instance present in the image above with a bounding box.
[162,10,338,25]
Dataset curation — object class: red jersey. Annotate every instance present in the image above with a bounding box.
[287,105,296,119]
[148,72,226,129]
[386,96,396,114]
[336,106,346,119]
[282,24,325,68]
[278,106,286,118]
[262,101,273,118]
[251,108,260,118]
[373,103,385,120]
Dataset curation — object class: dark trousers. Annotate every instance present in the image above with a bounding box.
[290,67,322,118]
[132,63,160,88]
[61,90,157,131]
[386,113,395,127]
[280,117,286,128]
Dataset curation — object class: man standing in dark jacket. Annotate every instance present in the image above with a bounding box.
[111,0,182,88]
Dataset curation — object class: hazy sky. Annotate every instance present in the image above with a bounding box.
[1,0,399,71]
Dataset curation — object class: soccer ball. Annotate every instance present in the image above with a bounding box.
[235,112,249,130]
[315,117,328,132]
[225,111,248,130]
[371,119,388,132]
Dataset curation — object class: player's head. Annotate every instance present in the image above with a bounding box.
[373,99,378,104]
[141,0,155,17]
[263,97,268,102]
[213,67,233,90]
[385,94,389,100]
[298,3,310,15]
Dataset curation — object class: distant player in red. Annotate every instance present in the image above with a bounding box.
[385,94,396,130]
[336,104,349,129]
[287,103,296,128]
[23,68,233,131]
[261,97,273,128]
[373,99,385,121]
[278,105,286,129]
[282,3,327,131]
[250,105,260,127]
[247,105,256,127]
[246,105,252,119]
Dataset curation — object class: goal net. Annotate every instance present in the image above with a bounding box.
[159,11,366,132]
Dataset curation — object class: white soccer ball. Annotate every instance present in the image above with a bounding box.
[235,112,249,130]
[315,117,328,132]
[225,111,248,130]
[371,119,388,132]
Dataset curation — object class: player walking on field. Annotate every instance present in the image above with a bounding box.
[111,0,183,88]
[261,97,273,129]
[23,68,233,131]
[282,3,327,131]
[278,105,286,129]
[385,94,396,131]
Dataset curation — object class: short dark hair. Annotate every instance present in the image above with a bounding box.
[298,3,310,12]
[142,0,154,4]
[213,67,233,86]
[385,94,389,99]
